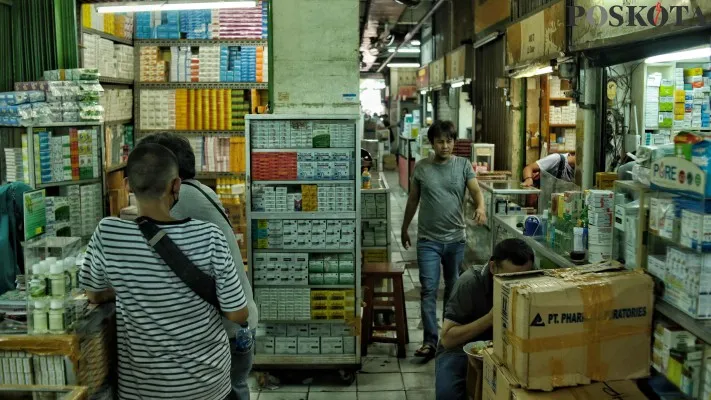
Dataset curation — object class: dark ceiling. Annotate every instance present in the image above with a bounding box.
[359,0,432,72]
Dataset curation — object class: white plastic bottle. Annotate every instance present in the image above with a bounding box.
[28,263,47,298]
[32,300,49,334]
[49,262,66,298]
[49,300,65,333]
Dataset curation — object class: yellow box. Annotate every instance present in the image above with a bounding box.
[310,290,329,301]
[328,310,346,320]
[311,310,328,320]
[311,300,329,310]
[328,291,346,301]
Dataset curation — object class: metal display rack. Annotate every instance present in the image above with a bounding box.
[246,114,362,373]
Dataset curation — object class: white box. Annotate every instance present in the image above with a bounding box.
[297,337,321,354]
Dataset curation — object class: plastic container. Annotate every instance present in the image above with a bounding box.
[49,300,65,333]
[49,262,66,297]
[28,263,47,298]
[32,300,49,334]
[64,257,78,291]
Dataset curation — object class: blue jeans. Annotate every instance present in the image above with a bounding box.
[417,238,465,347]
[230,337,254,400]
[435,352,468,400]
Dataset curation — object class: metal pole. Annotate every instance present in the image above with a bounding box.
[376,0,447,73]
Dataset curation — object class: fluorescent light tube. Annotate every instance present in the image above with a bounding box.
[387,63,420,68]
[420,90,427,95]
[388,48,421,53]
[451,81,466,88]
[646,47,711,63]
[97,1,257,13]
[410,40,421,46]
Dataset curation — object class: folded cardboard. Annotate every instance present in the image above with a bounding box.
[482,348,647,400]
[493,263,654,390]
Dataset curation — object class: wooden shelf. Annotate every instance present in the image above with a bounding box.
[549,124,577,128]
[549,97,573,101]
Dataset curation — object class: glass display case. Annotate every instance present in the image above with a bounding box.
[611,181,651,270]
[479,180,541,232]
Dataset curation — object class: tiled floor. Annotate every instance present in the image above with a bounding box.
[248,171,442,400]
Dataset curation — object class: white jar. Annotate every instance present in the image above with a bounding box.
[28,263,47,298]
[49,263,66,298]
[33,300,48,334]
[48,300,65,333]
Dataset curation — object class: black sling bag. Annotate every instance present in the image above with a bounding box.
[136,216,221,313]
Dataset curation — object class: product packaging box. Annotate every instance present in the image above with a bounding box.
[493,263,653,390]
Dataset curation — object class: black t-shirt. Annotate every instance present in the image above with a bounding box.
[436,265,494,356]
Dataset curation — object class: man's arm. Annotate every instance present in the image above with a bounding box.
[440,310,493,350]
[86,289,115,304]
[522,161,541,186]
[401,178,420,248]
[466,177,486,225]
[212,229,249,324]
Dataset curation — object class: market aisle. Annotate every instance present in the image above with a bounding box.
[248,170,443,400]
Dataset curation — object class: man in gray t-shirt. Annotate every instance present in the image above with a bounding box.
[401,120,487,360]
[434,239,534,400]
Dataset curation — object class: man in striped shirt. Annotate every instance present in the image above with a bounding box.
[81,143,249,400]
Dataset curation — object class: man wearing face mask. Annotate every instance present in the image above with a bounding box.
[81,143,248,400]
[137,133,257,399]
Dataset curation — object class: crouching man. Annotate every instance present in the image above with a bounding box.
[435,239,534,400]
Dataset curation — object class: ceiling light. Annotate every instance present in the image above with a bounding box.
[387,48,421,53]
[97,1,257,13]
[387,63,420,68]
[451,81,466,88]
[420,90,427,95]
[646,47,711,63]
[410,40,421,46]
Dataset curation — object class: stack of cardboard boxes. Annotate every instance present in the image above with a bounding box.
[481,264,654,400]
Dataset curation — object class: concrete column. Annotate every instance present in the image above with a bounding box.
[579,61,600,190]
[271,0,360,115]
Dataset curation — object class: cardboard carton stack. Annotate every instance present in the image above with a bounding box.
[484,264,653,399]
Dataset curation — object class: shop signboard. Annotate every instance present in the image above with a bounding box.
[429,57,445,89]
[570,0,711,51]
[506,1,566,69]
[475,0,511,35]
[651,156,708,199]
[416,66,429,90]
[446,46,467,83]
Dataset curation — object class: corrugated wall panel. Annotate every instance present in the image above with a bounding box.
[475,37,510,171]
[512,0,556,21]
[0,4,13,92]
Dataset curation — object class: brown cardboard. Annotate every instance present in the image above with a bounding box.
[467,349,486,400]
[510,380,648,399]
[493,264,653,390]
[482,348,520,400]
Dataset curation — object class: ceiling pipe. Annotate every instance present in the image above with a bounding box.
[376,0,446,72]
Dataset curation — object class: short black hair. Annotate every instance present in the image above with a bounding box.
[126,143,179,199]
[427,120,458,144]
[138,133,196,180]
[491,238,535,266]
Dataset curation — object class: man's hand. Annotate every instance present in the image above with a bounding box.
[474,207,487,225]
[401,228,411,249]
[522,177,534,187]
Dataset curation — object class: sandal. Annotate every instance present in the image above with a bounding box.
[414,344,436,360]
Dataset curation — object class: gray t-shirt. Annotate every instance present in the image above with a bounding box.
[436,265,493,356]
[413,156,476,243]
[171,179,259,334]
[536,153,574,182]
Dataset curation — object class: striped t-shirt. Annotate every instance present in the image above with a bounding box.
[80,217,246,400]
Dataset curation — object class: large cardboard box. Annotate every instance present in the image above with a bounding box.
[493,264,654,390]
[482,348,519,400]
[482,347,647,399]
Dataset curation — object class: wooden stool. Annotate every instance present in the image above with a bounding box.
[361,262,409,358]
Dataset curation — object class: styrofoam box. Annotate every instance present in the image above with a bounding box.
[321,337,344,354]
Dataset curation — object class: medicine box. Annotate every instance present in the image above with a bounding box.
[320,337,344,354]
[275,337,298,354]
[309,324,332,337]
[256,336,275,354]
[297,337,321,355]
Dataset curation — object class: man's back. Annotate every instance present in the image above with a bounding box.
[81,217,246,400]
[171,179,258,331]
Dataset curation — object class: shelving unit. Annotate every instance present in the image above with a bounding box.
[246,114,361,370]
[541,75,577,153]
[136,82,268,90]
[134,38,267,46]
[81,27,133,46]
[361,173,391,264]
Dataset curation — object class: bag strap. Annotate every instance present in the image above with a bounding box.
[556,154,566,179]
[182,180,232,228]
[135,216,221,312]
